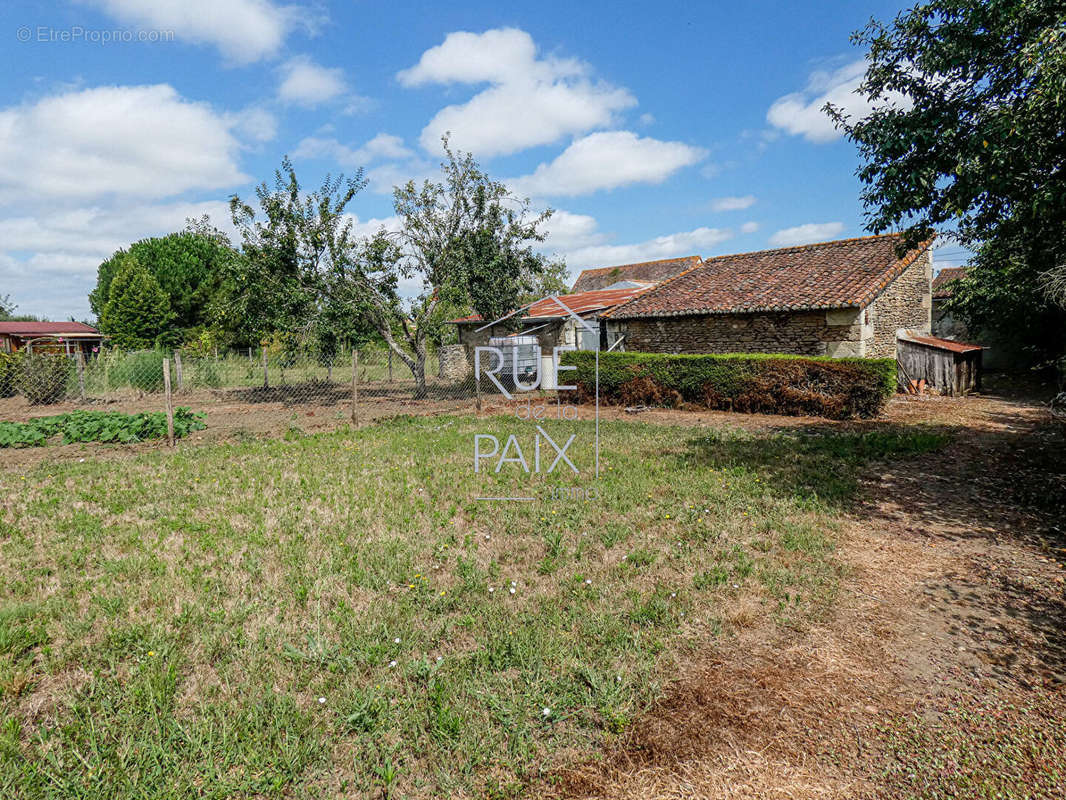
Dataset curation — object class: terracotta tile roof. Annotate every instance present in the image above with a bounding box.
[571,256,702,292]
[0,321,100,336]
[898,330,983,354]
[449,286,650,325]
[605,234,932,319]
[932,266,969,298]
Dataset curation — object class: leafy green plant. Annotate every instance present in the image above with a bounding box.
[0,408,205,447]
[0,351,16,398]
[13,352,73,405]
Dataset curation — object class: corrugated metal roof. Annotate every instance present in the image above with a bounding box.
[898,330,984,354]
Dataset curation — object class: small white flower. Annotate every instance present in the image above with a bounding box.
[509,587,516,595]
[541,707,552,717]
[318,697,326,704]
[388,660,397,668]
[488,587,495,593]
[584,579,592,585]
[670,592,676,598]
[510,580,516,586]
[615,675,621,682]
[732,583,739,588]
[393,637,401,644]
[436,656,443,662]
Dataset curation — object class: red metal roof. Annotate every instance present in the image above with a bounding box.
[898,331,984,354]
[605,233,933,319]
[449,285,650,325]
[932,266,969,298]
[0,321,100,336]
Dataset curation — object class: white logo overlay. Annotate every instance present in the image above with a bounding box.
[470,295,600,503]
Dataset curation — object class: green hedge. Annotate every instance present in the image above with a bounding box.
[560,351,896,419]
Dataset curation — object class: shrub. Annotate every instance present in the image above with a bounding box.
[561,351,896,419]
[0,352,16,398]
[13,352,73,405]
[106,350,164,392]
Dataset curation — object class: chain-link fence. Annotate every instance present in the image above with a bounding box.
[0,343,497,444]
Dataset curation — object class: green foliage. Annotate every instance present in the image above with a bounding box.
[105,349,165,392]
[99,258,175,349]
[11,352,73,405]
[89,220,241,337]
[0,352,16,398]
[562,351,896,419]
[0,408,205,448]
[0,293,15,321]
[835,0,1066,359]
[224,156,367,346]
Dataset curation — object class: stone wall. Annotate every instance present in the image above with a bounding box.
[867,248,932,357]
[615,248,933,360]
[619,311,837,356]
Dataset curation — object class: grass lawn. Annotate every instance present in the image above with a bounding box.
[0,415,947,798]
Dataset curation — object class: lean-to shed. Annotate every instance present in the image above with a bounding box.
[896,329,983,396]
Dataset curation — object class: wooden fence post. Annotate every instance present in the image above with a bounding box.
[76,349,86,402]
[174,351,183,392]
[388,349,393,383]
[163,358,175,448]
[262,348,269,389]
[351,349,359,423]
[475,362,482,412]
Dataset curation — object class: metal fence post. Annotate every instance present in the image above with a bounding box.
[351,349,359,423]
[163,357,175,448]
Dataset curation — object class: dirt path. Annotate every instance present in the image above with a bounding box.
[557,394,1066,799]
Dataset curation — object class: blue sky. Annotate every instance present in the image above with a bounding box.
[0,0,968,320]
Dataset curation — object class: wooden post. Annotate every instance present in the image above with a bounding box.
[163,358,175,448]
[351,349,359,423]
[388,349,393,383]
[76,348,86,402]
[174,351,183,392]
[475,362,482,413]
[262,348,269,388]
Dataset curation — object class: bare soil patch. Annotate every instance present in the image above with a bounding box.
[552,390,1066,799]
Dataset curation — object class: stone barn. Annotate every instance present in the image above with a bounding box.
[602,234,933,358]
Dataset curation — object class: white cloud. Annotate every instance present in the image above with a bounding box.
[398,28,636,157]
[0,200,236,318]
[0,85,246,202]
[542,210,605,251]
[511,131,705,198]
[294,133,414,167]
[226,106,278,142]
[547,223,733,271]
[86,0,304,64]
[767,59,909,143]
[740,221,759,234]
[768,222,845,246]
[711,195,756,212]
[277,56,348,107]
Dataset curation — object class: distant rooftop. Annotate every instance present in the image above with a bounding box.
[571,256,702,293]
[0,321,100,336]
